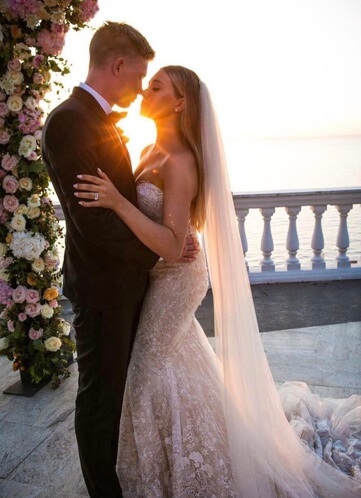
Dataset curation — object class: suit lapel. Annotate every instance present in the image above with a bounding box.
[71,87,132,170]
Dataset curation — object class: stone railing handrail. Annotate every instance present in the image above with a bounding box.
[233,187,361,283]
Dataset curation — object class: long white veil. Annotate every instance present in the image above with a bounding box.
[200,82,360,497]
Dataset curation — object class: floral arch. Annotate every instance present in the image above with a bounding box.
[0,0,99,388]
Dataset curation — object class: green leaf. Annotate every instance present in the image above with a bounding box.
[33,339,45,352]
[29,161,45,173]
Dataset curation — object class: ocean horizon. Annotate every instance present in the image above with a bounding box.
[223,135,360,269]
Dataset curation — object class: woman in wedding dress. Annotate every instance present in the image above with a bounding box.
[74,65,361,497]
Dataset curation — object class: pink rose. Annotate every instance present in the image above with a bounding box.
[25,288,40,304]
[0,91,6,102]
[33,72,44,84]
[7,320,15,332]
[3,195,19,213]
[25,302,41,317]
[29,327,43,340]
[2,175,19,194]
[12,285,27,303]
[26,150,38,161]
[0,102,9,117]
[18,312,27,322]
[33,55,45,68]
[1,153,19,171]
[0,130,10,145]
[49,299,58,308]
[7,59,21,71]
[0,257,13,269]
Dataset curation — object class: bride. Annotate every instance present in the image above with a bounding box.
[74,65,361,497]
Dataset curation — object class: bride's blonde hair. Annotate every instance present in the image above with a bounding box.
[162,66,206,232]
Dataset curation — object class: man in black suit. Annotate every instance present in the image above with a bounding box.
[42,22,160,498]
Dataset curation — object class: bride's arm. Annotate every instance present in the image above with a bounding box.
[74,158,197,263]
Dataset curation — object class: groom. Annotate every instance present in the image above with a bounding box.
[42,22,160,498]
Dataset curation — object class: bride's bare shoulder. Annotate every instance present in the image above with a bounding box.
[164,148,197,176]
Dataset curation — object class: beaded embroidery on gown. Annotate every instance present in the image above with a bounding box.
[117,181,361,497]
[118,182,237,497]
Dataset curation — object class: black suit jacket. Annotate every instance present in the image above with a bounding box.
[42,87,159,308]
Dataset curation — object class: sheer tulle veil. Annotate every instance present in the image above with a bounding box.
[199,82,360,497]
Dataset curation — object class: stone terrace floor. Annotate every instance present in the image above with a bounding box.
[0,279,360,497]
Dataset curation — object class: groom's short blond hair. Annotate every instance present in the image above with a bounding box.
[89,21,155,68]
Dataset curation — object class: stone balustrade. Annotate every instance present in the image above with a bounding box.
[233,187,361,283]
[53,187,361,284]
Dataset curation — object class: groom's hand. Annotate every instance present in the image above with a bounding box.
[177,235,200,263]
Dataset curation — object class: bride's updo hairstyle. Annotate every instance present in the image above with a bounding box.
[162,66,206,232]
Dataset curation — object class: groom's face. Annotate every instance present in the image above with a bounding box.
[114,56,148,108]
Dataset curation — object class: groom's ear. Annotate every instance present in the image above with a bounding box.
[112,57,125,75]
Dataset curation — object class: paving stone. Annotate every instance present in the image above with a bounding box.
[7,413,87,496]
[0,478,87,498]
[0,422,50,479]
[1,362,78,429]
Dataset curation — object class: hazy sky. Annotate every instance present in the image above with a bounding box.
[59,0,361,144]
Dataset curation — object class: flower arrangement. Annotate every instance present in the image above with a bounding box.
[0,0,99,388]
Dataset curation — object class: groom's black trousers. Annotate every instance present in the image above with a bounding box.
[72,299,143,498]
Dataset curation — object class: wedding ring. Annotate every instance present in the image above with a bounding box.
[94,192,99,201]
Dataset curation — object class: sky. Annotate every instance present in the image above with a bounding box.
[54,0,361,163]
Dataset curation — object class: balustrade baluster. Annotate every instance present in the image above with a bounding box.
[237,209,249,269]
[285,206,301,270]
[335,204,352,268]
[260,207,275,272]
[310,205,327,269]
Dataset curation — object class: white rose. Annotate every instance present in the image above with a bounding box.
[27,194,40,208]
[18,135,36,157]
[7,70,24,86]
[0,337,9,350]
[14,43,32,60]
[24,96,37,110]
[32,257,45,273]
[59,319,71,336]
[27,207,40,219]
[41,303,54,319]
[44,336,62,352]
[19,177,33,191]
[10,214,26,231]
[15,204,28,215]
[7,95,23,113]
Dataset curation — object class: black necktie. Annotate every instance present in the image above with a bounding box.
[107,111,129,143]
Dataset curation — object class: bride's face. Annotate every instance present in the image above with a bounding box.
[140,70,180,121]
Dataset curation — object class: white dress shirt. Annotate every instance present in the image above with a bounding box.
[79,82,113,115]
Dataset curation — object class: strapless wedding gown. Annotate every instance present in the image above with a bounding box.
[117,182,361,497]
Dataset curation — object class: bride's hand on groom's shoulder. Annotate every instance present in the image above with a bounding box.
[74,168,123,210]
[177,235,200,263]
